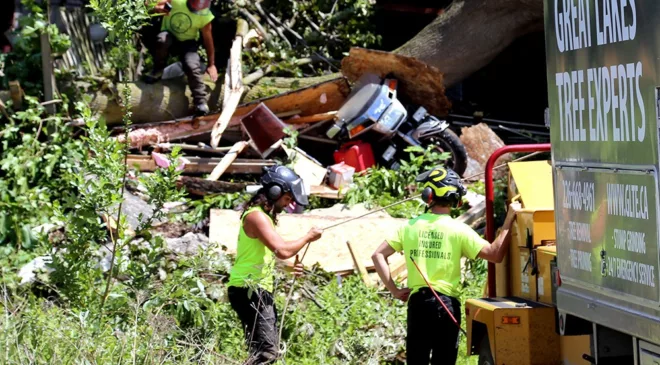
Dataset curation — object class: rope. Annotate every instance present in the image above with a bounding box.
[276,150,545,348]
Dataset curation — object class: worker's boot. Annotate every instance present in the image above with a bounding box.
[194,102,209,116]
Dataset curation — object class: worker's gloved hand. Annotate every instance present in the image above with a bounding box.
[393,287,411,302]
[509,201,522,213]
[293,255,304,278]
[306,227,323,242]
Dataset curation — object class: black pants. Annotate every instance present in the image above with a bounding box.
[228,286,279,365]
[152,31,207,105]
[406,288,461,365]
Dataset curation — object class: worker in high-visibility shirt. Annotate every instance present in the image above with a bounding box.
[227,165,323,365]
[372,166,521,365]
[144,0,218,116]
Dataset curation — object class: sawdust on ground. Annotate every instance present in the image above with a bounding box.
[209,205,406,274]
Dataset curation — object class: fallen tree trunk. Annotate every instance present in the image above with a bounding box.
[394,0,543,87]
[86,73,341,125]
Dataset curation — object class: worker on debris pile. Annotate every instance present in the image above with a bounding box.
[371,166,521,365]
[143,0,218,116]
[227,165,323,365]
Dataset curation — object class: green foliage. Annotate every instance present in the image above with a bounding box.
[182,192,250,225]
[343,145,450,216]
[0,0,71,96]
[0,98,83,248]
[88,0,152,73]
[0,2,496,364]
[226,0,381,78]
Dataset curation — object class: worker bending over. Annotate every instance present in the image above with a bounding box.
[227,165,323,365]
[372,166,521,365]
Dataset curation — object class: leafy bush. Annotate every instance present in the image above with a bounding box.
[0,0,71,96]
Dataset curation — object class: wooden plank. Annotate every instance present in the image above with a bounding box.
[76,9,98,75]
[207,141,249,181]
[210,19,248,147]
[176,176,246,196]
[69,10,94,74]
[126,155,275,174]
[309,185,344,199]
[40,33,56,114]
[236,77,350,120]
[390,258,408,281]
[283,111,337,125]
[455,200,486,226]
[156,143,233,154]
[347,240,373,286]
[284,145,327,186]
[209,209,408,273]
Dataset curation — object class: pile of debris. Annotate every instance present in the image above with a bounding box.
[114,74,355,201]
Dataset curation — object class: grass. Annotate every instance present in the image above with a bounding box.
[0,256,487,365]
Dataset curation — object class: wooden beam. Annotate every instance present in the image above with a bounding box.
[40,33,56,114]
[156,143,233,154]
[126,154,274,174]
[210,19,248,148]
[309,185,344,199]
[283,111,337,125]
[207,141,250,181]
[390,257,408,281]
[176,176,247,196]
[346,240,373,286]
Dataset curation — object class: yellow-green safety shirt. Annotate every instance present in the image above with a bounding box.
[161,0,214,41]
[387,213,488,298]
[227,206,276,292]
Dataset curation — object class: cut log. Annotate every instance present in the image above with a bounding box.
[126,154,274,174]
[206,141,250,181]
[341,47,451,117]
[176,176,247,196]
[459,123,511,180]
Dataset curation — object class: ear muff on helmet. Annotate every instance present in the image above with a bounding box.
[260,165,310,206]
[421,186,434,204]
[266,183,283,202]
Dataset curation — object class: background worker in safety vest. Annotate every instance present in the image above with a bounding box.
[372,166,521,365]
[144,0,218,116]
[227,165,323,365]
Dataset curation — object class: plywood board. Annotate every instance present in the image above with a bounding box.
[209,209,407,273]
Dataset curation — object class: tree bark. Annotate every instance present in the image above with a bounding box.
[394,0,543,87]
[87,74,341,125]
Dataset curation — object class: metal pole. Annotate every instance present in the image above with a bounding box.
[485,143,551,297]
